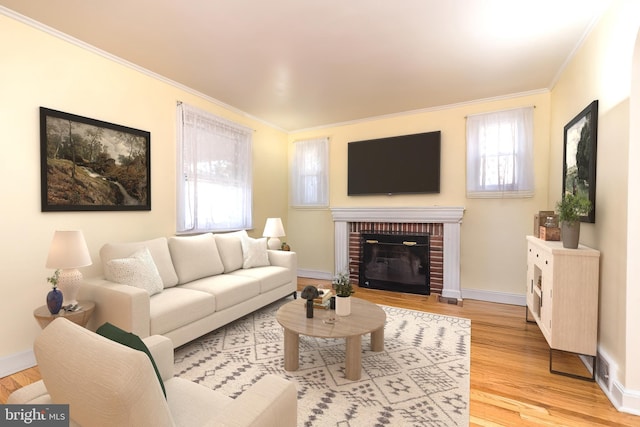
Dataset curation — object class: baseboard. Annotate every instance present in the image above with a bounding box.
[0,349,36,377]
[606,380,640,415]
[461,288,526,306]
[297,269,333,281]
[595,347,640,416]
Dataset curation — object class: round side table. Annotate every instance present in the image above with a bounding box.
[33,300,95,329]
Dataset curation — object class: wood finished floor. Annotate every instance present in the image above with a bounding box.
[2,277,638,426]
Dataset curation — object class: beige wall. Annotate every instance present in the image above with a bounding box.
[0,13,288,362]
[628,26,640,397]
[549,0,640,398]
[288,92,552,298]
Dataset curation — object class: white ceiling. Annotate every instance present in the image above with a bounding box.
[1,0,610,131]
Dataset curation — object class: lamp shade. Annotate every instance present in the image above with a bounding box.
[45,230,92,269]
[262,218,285,238]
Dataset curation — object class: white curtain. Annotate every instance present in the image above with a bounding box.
[176,102,253,233]
[466,106,534,198]
[291,137,329,207]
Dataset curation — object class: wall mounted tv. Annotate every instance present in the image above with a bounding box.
[347,131,441,195]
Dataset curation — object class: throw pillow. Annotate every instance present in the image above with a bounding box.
[96,322,166,398]
[214,230,247,272]
[104,247,164,296]
[240,233,270,269]
[168,233,225,284]
[100,237,179,288]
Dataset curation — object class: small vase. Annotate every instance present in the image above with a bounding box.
[335,295,351,316]
[47,288,63,315]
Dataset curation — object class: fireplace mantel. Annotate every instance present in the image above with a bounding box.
[331,206,464,299]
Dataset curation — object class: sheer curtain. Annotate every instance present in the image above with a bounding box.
[290,137,329,207]
[466,106,534,198]
[176,102,253,233]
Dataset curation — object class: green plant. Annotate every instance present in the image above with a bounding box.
[47,269,60,289]
[332,270,353,297]
[556,193,592,224]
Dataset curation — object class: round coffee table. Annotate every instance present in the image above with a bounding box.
[276,297,386,380]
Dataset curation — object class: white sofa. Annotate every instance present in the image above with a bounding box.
[78,231,297,347]
[8,317,297,427]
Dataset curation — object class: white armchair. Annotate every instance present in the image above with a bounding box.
[8,318,297,427]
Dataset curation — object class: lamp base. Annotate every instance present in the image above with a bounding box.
[58,268,83,306]
[267,237,282,250]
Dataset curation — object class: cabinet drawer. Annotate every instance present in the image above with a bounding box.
[528,243,553,271]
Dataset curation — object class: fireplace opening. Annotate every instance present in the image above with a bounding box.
[359,231,430,295]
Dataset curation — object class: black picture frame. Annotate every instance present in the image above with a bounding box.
[562,100,598,223]
[40,107,151,211]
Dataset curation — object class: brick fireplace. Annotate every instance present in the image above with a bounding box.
[350,223,442,294]
[331,207,464,299]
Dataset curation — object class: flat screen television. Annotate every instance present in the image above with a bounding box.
[347,131,441,195]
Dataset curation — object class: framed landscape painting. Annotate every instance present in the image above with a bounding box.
[40,107,151,211]
[562,100,598,223]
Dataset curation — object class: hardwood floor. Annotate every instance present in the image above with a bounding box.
[2,277,638,426]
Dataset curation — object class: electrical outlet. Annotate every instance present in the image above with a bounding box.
[597,352,611,391]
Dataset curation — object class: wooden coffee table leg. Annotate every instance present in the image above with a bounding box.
[283,328,299,371]
[371,326,384,352]
[345,335,362,380]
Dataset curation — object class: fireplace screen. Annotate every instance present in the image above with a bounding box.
[360,232,430,295]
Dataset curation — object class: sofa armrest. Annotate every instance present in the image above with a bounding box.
[267,250,297,284]
[143,335,174,381]
[78,277,150,337]
[210,374,297,427]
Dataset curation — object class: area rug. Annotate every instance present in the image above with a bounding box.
[174,298,471,426]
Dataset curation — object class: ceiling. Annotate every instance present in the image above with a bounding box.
[1,0,610,131]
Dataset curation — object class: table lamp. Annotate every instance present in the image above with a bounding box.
[45,230,92,306]
[263,218,285,250]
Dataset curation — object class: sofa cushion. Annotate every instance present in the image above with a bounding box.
[104,247,164,296]
[181,275,260,311]
[149,288,216,335]
[214,230,247,273]
[230,266,292,294]
[96,322,166,398]
[101,237,179,288]
[168,234,224,284]
[240,234,270,269]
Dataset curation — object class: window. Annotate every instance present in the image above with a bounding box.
[290,137,329,207]
[176,102,252,233]
[466,106,534,198]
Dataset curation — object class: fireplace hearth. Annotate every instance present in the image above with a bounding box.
[360,231,430,295]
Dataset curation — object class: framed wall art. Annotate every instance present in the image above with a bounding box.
[40,107,151,211]
[562,100,598,223]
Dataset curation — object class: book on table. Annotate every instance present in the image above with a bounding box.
[313,299,331,310]
[314,289,333,303]
[313,289,333,309]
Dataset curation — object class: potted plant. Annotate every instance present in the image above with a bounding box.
[332,270,353,316]
[555,193,592,248]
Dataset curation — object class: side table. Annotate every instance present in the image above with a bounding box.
[33,300,95,329]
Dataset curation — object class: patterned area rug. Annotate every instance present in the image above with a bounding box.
[174,298,471,426]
